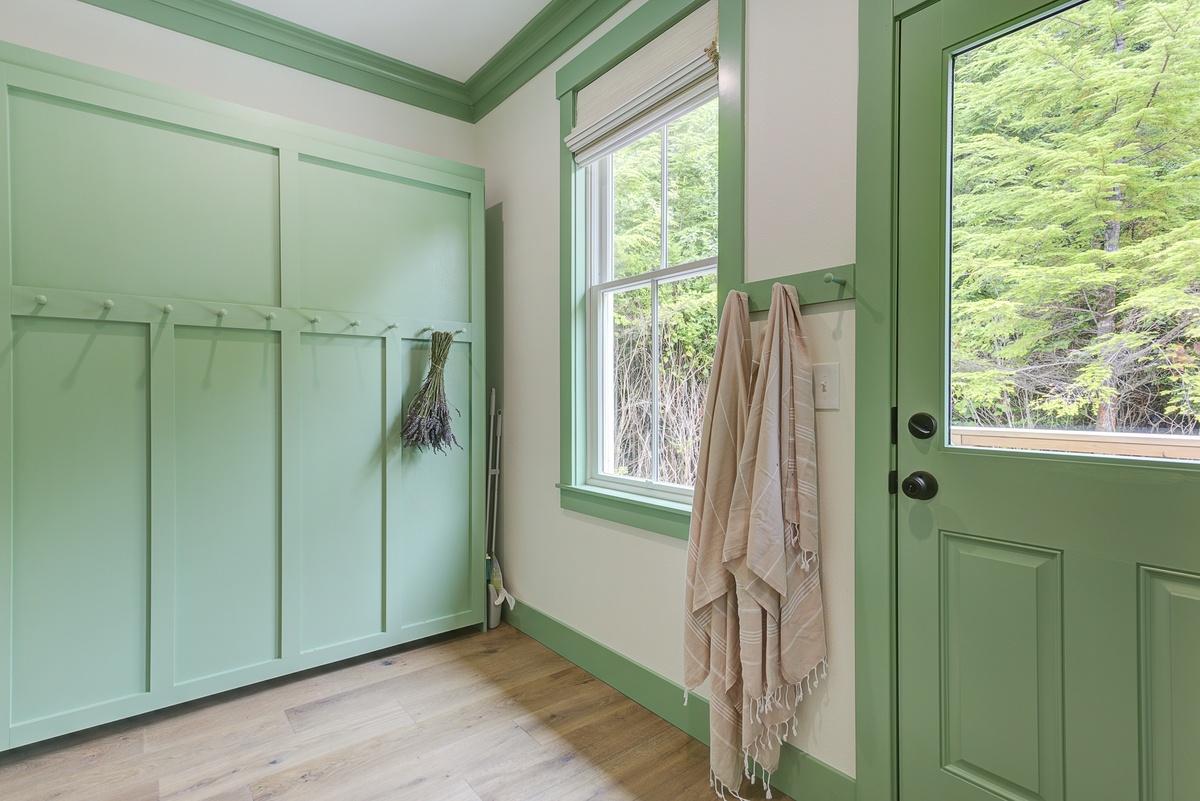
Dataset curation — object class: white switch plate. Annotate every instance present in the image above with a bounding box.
[813,363,840,410]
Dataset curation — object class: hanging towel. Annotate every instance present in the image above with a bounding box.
[727,282,826,787]
[686,284,827,799]
[685,290,752,796]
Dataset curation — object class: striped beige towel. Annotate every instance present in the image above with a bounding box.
[685,290,751,796]
[688,284,827,799]
[727,283,826,794]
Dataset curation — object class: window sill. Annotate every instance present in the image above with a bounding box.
[557,483,691,540]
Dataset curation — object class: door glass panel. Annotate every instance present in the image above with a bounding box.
[949,0,1200,461]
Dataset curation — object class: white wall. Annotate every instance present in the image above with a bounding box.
[0,0,477,165]
[476,0,858,779]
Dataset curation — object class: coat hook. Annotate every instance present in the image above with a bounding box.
[163,304,174,314]
[34,295,48,306]
[266,312,277,321]
[310,315,322,324]
[823,273,848,287]
[103,299,115,310]
[386,323,398,330]
[453,329,464,336]
[416,326,432,336]
[217,308,228,318]
[351,320,361,327]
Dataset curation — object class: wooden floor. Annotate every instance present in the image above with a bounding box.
[0,624,787,801]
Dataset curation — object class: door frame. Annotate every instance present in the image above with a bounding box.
[855,0,903,798]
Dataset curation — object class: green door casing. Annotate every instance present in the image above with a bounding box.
[897,2,1200,800]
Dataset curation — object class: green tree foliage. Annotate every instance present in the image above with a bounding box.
[951,0,1200,433]
[607,99,719,484]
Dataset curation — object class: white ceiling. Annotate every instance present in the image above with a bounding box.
[235,0,554,83]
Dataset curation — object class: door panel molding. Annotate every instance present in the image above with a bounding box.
[941,532,1063,801]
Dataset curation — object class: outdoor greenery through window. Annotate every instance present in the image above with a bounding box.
[949,0,1200,459]
[588,96,718,494]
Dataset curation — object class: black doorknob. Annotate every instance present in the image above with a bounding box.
[908,412,938,439]
[901,471,938,500]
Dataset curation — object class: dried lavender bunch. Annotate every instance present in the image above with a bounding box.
[401,330,461,453]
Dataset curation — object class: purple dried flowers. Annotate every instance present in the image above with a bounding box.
[401,330,461,453]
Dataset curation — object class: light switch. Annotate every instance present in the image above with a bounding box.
[813,363,840,410]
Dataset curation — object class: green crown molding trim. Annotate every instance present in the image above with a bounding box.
[77,0,474,120]
[76,0,638,123]
[503,602,856,801]
[468,0,635,121]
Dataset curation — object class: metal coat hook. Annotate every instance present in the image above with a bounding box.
[102,299,115,310]
[823,273,848,287]
[417,326,464,337]
[163,304,174,314]
[265,312,276,321]
[34,295,48,306]
[351,320,361,327]
[310,315,322,324]
[217,308,229,318]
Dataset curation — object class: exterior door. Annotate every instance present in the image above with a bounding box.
[897,2,1200,800]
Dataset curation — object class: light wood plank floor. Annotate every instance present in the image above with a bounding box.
[0,624,788,801]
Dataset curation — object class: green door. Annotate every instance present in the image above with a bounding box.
[897,1,1200,800]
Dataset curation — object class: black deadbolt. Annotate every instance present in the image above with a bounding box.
[907,412,938,439]
[901,471,939,501]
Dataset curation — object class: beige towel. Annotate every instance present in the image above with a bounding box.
[686,284,827,799]
[684,290,751,795]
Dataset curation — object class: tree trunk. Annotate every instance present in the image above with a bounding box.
[1095,214,1121,432]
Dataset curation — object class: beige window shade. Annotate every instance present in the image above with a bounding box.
[566,0,718,165]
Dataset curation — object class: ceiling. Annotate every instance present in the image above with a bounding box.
[234,0,554,83]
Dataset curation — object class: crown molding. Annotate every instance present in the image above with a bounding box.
[77,0,635,124]
[465,0,633,121]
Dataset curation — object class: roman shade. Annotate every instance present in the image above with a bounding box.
[565,0,718,165]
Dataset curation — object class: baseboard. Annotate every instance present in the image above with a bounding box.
[503,602,855,801]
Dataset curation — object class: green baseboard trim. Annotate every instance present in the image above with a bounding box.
[503,602,856,801]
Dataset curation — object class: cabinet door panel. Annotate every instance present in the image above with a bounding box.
[174,327,281,683]
[298,334,386,652]
[393,340,473,630]
[11,318,150,723]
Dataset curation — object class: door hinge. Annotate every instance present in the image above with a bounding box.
[888,469,898,494]
[891,406,898,444]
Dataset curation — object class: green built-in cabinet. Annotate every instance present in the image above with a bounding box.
[0,45,486,750]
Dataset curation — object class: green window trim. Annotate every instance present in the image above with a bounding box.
[557,0,745,538]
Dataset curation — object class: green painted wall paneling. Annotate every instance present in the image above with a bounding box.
[76,0,638,123]
[298,333,387,652]
[10,318,151,725]
[393,339,475,633]
[294,157,470,320]
[504,602,856,801]
[173,327,281,684]
[0,48,486,749]
[9,90,281,306]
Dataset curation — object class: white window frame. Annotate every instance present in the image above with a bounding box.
[583,97,718,503]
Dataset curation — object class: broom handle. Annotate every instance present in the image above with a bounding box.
[485,389,496,556]
[489,410,503,556]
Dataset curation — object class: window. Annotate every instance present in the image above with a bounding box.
[558,0,740,537]
[585,99,718,500]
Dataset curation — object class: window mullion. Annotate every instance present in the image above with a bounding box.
[651,125,669,485]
